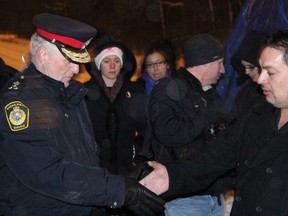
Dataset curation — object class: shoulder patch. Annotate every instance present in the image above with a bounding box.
[5,101,29,131]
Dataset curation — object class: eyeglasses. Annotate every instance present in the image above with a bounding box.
[146,60,167,69]
[242,65,256,70]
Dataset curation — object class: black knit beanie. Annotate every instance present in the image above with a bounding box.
[183,34,224,67]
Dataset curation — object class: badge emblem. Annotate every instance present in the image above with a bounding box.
[5,101,29,131]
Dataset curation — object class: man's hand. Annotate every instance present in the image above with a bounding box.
[124,177,165,216]
[139,161,169,195]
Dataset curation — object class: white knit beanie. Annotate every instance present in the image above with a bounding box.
[94,47,123,70]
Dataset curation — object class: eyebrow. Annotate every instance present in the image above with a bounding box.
[146,59,165,63]
[261,65,276,71]
[103,56,121,60]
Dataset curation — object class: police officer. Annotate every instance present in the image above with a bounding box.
[0,13,164,216]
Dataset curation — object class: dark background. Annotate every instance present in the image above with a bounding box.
[0,0,245,55]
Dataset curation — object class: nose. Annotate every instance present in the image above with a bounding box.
[257,69,266,85]
[110,62,115,69]
[220,63,225,74]
[151,64,159,71]
[70,63,80,74]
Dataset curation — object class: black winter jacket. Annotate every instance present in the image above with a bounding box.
[147,67,234,197]
[85,69,147,176]
[231,79,264,119]
[166,98,288,215]
[0,64,125,216]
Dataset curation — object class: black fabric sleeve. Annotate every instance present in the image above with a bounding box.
[164,124,238,197]
[147,78,208,148]
[0,137,125,206]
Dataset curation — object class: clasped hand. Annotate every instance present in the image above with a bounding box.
[139,161,169,195]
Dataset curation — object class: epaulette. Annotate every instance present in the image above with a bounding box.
[2,74,25,97]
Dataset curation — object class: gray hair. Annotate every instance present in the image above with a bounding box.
[30,33,58,60]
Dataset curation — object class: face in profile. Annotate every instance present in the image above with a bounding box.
[203,58,225,86]
[258,47,288,108]
[145,51,170,81]
[241,60,260,82]
[41,47,79,87]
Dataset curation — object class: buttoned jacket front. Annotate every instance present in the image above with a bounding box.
[147,67,233,197]
[167,99,288,215]
[0,64,125,216]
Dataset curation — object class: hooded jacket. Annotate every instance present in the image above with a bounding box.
[231,31,267,118]
[85,37,148,176]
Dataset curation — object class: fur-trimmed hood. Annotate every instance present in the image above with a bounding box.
[85,36,137,81]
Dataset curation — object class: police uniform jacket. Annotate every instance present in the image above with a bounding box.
[0,64,125,216]
[166,98,288,215]
[147,67,233,197]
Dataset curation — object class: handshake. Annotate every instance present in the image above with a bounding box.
[123,160,165,216]
[124,177,165,216]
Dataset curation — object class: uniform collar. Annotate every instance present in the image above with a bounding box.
[27,63,87,104]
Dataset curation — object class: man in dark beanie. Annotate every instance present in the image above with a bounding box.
[145,34,234,216]
[184,34,225,68]
[0,13,164,216]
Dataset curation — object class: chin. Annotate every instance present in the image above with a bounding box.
[265,97,276,106]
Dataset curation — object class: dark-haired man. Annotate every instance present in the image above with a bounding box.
[141,29,288,215]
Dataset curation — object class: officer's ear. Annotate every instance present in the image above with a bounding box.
[36,46,49,64]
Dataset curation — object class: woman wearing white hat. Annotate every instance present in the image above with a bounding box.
[85,36,148,216]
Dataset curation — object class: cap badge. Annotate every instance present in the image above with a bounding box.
[81,37,93,50]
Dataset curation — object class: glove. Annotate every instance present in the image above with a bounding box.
[124,177,165,216]
[128,161,154,181]
[138,161,154,180]
[128,155,154,180]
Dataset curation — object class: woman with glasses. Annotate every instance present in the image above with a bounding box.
[138,39,176,96]
[231,31,268,119]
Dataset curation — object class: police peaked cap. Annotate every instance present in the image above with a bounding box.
[33,13,97,64]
